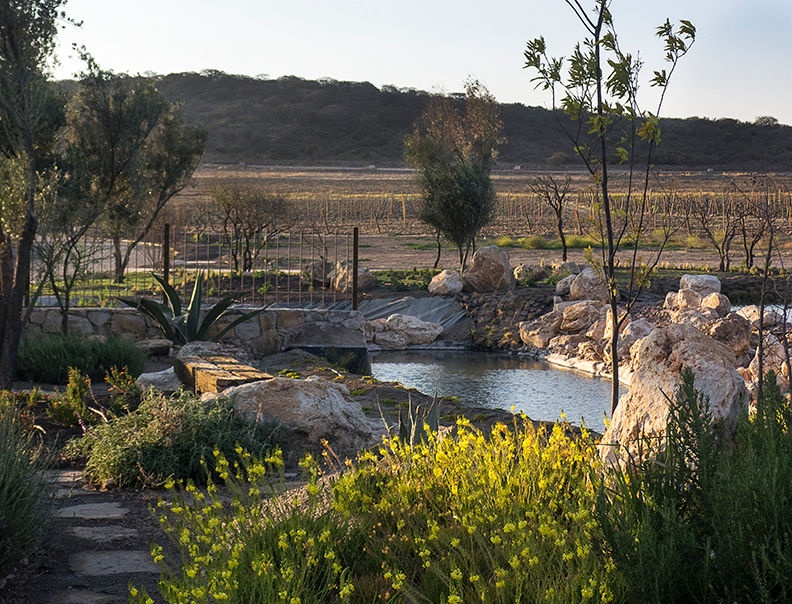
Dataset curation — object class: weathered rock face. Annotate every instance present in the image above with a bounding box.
[701,292,731,317]
[559,301,601,333]
[748,334,790,382]
[555,274,577,296]
[513,264,549,283]
[569,267,608,302]
[370,313,443,350]
[603,308,630,342]
[679,274,721,296]
[428,269,464,295]
[675,288,702,310]
[709,313,752,358]
[600,323,745,467]
[215,376,375,454]
[519,311,562,348]
[136,368,182,393]
[462,246,515,292]
[548,333,588,355]
[736,304,783,329]
[668,308,718,330]
[331,260,376,293]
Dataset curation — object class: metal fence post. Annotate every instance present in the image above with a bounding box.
[352,226,359,310]
[162,223,170,304]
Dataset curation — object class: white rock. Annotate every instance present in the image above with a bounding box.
[136,367,182,393]
[569,267,608,302]
[519,311,562,348]
[559,301,601,333]
[212,376,374,451]
[555,274,577,296]
[331,260,376,293]
[701,292,731,317]
[461,246,515,291]
[384,313,443,345]
[600,323,745,467]
[675,288,702,310]
[428,269,463,295]
[736,304,783,329]
[679,274,721,296]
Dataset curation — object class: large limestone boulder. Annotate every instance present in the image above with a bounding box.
[668,308,718,330]
[675,288,702,310]
[602,319,653,366]
[679,274,721,296]
[748,334,790,383]
[701,293,731,317]
[371,314,443,350]
[569,267,608,302]
[461,246,515,292]
[428,269,463,295]
[559,301,601,333]
[519,311,562,348]
[555,274,577,296]
[603,308,630,341]
[600,323,746,467]
[708,313,752,359]
[211,376,375,455]
[331,260,376,293]
[736,305,783,329]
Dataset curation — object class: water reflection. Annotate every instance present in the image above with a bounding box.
[371,350,613,432]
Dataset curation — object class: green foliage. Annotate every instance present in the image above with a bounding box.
[0,393,51,577]
[45,367,91,428]
[64,390,278,488]
[374,268,437,291]
[16,334,144,384]
[405,80,502,269]
[597,370,792,603]
[120,272,266,345]
[394,396,440,448]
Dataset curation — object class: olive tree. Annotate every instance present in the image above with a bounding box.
[524,1,695,413]
[404,80,502,271]
[0,0,66,388]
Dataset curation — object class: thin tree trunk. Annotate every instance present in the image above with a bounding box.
[433,231,441,269]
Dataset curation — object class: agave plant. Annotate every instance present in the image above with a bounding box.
[120,272,266,345]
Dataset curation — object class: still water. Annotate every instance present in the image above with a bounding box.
[371,350,614,432]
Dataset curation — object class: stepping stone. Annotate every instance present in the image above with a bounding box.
[69,550,159,576]
[54,502,129,520]
[67,525,140,543]
[43,469,84,485]
[55,486,102,499]
[47,588,124,603]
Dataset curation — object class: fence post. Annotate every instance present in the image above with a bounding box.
[352,226,359,310]
[162,223,170,304]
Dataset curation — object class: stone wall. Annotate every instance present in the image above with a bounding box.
[25,307,368,370]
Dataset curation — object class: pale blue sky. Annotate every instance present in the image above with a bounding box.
[53,1,792,124]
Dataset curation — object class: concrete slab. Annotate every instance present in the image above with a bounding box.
[69,550,159,576]
[54,502,129,520]
[67,525,140,543]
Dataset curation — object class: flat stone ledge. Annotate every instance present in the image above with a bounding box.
[68,550,158,576]
[48,588,124,604]
[173,354,272,393]
[67,525,140,543]
[54,502,129,520]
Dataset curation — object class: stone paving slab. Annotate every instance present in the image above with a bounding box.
[68,551,159,576]
[48,588,125,603]
[43,469,84,485]
[67,525,140,543]
[55,486,103,499]
[54,502,129,520]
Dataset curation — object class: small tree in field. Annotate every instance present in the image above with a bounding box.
[530,174,572,261]
[524,1,695,413]
[404,80,502,271]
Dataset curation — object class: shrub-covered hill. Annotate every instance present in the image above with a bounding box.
[60,71,792,169]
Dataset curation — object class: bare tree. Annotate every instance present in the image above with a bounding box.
[530,174,571,261]
[691,193,738,271]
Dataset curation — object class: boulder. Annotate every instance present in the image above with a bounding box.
[331,260,376,293]
[701,292,731,317]
[559,301,601,333]
[519,311,562,348]
[302,260,334,287]
[136,338,172,356]
[736,304,783,329]
[668,308,718,330]
[555,274,577,296]
[569,267,608,302]
[578,340,605,362]
[708,313,752,358]
[679,274,721,296]
[600,323,745,467]
[585,318,606,341]
[663,292,677,310]
[212,376,375,454]
[548,333,588,355]
[136,367,182,393]
[428,269,463,295]
[67,315,94,337]
[372,314,443,350]
[461,246,515,292]
[675,288,702,310]
[748,334,790,382]
[603,308,630,341]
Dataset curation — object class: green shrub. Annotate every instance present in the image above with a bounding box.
[64,390,278,488]
[597,369,792,603]
[517,234,549,249]
[566,234,598,248]
[16,334,144,384]
[374,268,437,291]
[0,394,51,577]
[139,418,616,603]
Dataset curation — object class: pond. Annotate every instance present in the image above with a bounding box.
[371,350,615,432]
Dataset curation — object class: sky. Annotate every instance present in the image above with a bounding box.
[52,0,792,125]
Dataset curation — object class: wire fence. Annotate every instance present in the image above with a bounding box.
[29,226,355,309]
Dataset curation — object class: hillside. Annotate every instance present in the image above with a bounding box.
[94,71,792,169]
